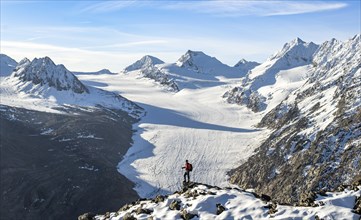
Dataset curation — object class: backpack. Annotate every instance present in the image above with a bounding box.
[189,163,193,171]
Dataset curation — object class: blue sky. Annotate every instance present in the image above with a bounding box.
[1,0,360,72]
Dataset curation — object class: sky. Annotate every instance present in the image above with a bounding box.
[0,0,360,72]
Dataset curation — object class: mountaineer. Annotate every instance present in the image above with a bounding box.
[182,160,193,183]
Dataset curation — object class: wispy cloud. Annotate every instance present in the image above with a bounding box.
[162,0,348,17]
[81,0,347,16]
[81,0,139,13]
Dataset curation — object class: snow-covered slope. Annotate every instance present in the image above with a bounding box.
[90,183,361,220]
[224,38,319,112]
[74,68,114,75]
[0,57,143,117]
[0,54,18,76]
[76,64,266,199]
[230,34,361,204]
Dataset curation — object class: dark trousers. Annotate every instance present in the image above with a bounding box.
[184,171,190,182]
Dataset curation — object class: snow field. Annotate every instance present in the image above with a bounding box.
[77,72,268,198]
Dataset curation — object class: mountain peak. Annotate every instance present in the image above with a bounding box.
[13,56,89,94]
[292,37,305,45]
[124,55,164,72]
[185,50,206,56]
[234,59,260,73]
[0,54,18,76]
[269,38,319,62]
[234,59,260,68]
[177,50,219,70]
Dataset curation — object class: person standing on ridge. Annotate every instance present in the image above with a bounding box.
[182,160,193,183]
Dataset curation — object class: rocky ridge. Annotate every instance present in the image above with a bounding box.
[229,35,361,204]
[80,182,361,220]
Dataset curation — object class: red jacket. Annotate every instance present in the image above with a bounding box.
[185,162,191,171]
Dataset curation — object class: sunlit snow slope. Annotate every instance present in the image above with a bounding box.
[77,69,268,198]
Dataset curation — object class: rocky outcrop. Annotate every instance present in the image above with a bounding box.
[82,182,361,219]
[140,65,179,92]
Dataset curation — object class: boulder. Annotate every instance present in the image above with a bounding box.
[119,204,132,212]
[267,202,278,215]
[169,200,181,210]
[123,213,137,220]
[261,194,271,202]
[216,203,226,215]
[353,196,361,215]
[78,212,95,220]
[154,195,165,203]
[180,209,198,220]
[136,207,153,215]
[299,191,317,206]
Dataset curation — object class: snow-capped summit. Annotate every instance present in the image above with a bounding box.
[248,37,319,80]
[176,50,222,71]
[12,56,89,94]
[176,50,236,75]
[0,54,18,76]
[124,55,164,72]
[224,38,320,112]
[234,59,260,72]
[268,37,318,63]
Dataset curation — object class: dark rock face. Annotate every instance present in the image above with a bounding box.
[0,105,140,220]
[230,106,361,204]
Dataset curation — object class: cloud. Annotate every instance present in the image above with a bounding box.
[81,0,347,16]
[81,0,139,13]
[1,41,142,72]
[1,35,273,73]
[162,0,348,17]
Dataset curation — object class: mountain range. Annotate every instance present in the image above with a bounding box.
[0,34,360,219]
